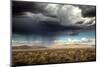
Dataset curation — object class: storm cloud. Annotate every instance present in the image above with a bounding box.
[12,12,82,36]
[77,5,96,17]
[12,1,96,43]
[12,1,47,15]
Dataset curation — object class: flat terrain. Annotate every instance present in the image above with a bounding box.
[12,45,96,66]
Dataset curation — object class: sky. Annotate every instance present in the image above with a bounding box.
[12,0,96,46]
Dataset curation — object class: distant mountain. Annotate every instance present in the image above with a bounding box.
[12,45,46,49]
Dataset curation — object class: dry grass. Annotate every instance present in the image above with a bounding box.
[12,47,96,66]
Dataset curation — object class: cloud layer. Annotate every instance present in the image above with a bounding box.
[12,1,96,36]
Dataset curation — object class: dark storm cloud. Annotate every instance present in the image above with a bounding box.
[77,5,96,17]
[12,1,96,37]
[12,1,47,15]
[12,14,82,36]
[76,20,84,24]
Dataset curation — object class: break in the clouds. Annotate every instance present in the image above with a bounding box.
[12,1,96,46]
